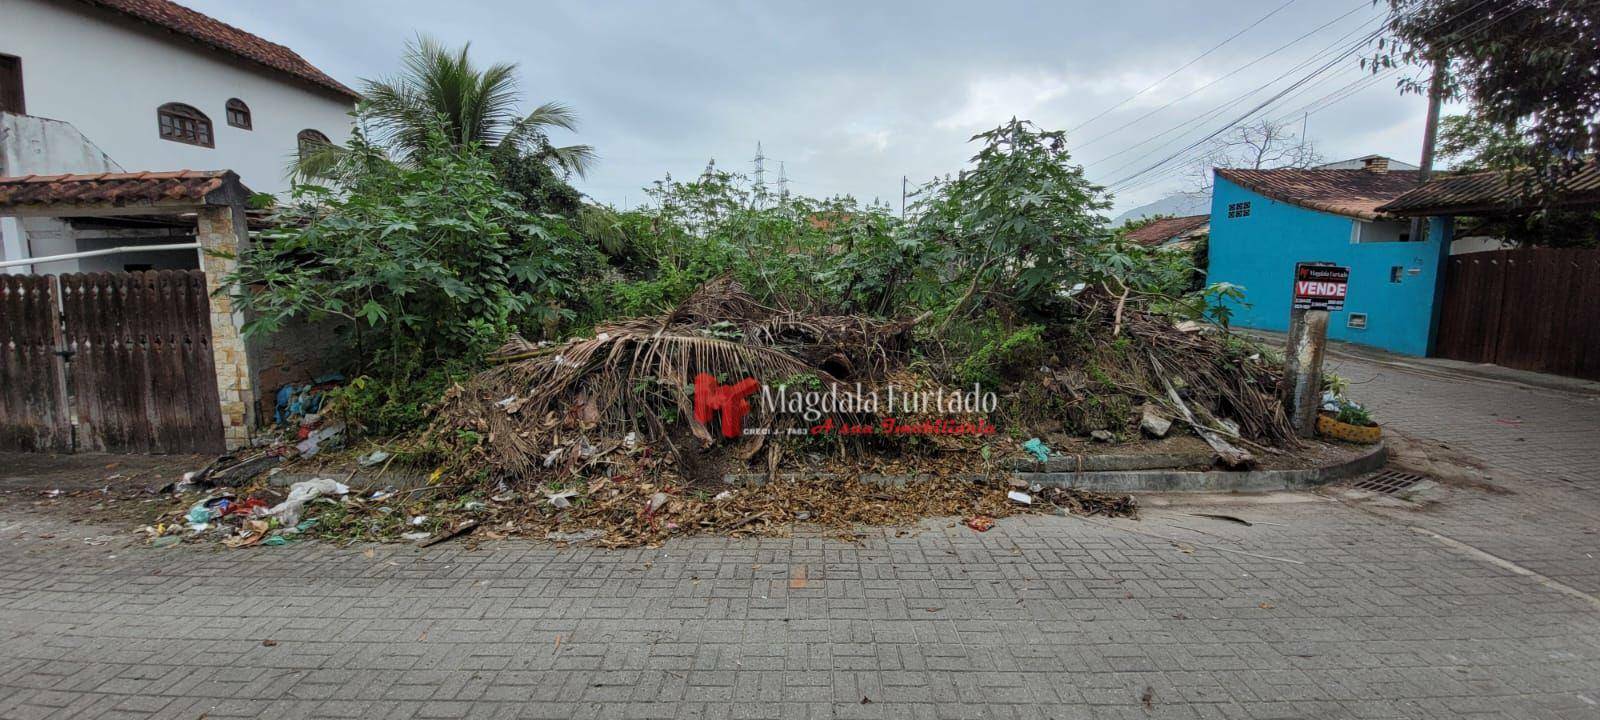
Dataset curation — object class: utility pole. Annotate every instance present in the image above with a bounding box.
[1410,53,1448,242]
[900,175,908,218]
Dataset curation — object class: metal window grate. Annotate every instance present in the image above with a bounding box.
[1351,470,1427,495]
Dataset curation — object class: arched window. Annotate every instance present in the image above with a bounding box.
[157,103,213,147]
[297,129,331,157]
[225,98,251,129]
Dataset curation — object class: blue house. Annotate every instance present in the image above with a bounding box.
[1207,158,1453,356]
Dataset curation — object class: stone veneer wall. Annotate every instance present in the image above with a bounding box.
[195,204,255,450]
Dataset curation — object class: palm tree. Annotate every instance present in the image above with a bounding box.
[299,36,595,178]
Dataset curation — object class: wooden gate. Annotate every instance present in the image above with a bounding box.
[0,275,71,451]
[0,270,224,454]
[1434,248,1600,380]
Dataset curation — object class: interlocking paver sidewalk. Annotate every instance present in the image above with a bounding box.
[0,355,1597,719]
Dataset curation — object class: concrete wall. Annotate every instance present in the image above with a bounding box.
[1208,175,1453,356]
[0,112,127,273]
[0,0,353,195]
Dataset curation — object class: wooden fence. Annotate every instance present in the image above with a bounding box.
[0,270,224,454]
[1434,248,1600,380]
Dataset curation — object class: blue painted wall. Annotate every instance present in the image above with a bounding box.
[1207,175,1453,356]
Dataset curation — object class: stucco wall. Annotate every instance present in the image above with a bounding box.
[0,0,353,195]
[1207,175,1452,356]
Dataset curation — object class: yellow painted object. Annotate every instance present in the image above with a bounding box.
[1316,413,1382,444]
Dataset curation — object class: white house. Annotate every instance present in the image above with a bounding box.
[0,0,357,273]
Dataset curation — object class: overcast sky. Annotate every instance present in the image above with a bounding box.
[185,0,1454,217]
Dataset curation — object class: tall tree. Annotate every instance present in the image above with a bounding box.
[1187,119,1321,193]
[363,36,596,175]
[1373,0,1600,186]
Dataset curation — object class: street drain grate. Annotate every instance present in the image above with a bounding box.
[1351,470,1428,495]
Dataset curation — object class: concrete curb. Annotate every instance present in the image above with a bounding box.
[1015,441,1387,493]
[724,442,1386,493]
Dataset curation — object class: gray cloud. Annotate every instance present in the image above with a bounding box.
[185,0,1448,215]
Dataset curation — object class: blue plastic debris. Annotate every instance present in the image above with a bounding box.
[1022,438,1051,462]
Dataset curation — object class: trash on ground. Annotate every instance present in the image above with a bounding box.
[1021,438,1051,462]
[265,478,349,526]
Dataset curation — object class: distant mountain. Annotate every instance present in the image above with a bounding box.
[1113,191,1211,226]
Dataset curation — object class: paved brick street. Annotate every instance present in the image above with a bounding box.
[1,356,1598,719]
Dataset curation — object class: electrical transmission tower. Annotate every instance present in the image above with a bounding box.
[752,142,767,209]
[776,161,790,204]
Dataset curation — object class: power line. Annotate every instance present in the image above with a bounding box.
[1106,0,1516,196]
[1074,1,1375,155]
[1069,0,1300,134]
[1083,11,1387,180]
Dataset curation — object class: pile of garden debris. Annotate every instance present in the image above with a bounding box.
[145,278,1304,549]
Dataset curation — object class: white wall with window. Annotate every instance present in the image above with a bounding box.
[1350,220,1413,244]
[0,0,352,195]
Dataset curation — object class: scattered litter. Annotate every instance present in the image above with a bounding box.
[151,536,182,549]
[410,515,429,526]
[401,531,432,541]
[357,450,392,467]
[1006,490,1032,505]
[966,516,995,532]
[546,529,604,544]
[418,520,479,547]
[545,489,578,509]
[295,421,345,458]
[1021,438,1051,462]
[712,490,734,501]
[264,478,349,526]
[1189,512,1253,526]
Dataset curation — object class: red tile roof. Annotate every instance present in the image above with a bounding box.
[1215,168,1423,220]
[1123,214,1209,247]
[0,170,247,208]
[1378,164,1600,216]
[75,0,358,99]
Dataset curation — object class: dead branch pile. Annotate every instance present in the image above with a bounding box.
[427,278,909,480]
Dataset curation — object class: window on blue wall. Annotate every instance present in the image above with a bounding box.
[1227,201,1251,218]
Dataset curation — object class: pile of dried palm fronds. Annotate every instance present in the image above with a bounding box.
[427,278,909,481]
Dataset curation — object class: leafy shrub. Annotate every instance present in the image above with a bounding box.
[954,324,1047,388]
[228,124,602,379]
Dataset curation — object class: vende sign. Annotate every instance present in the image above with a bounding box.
[1291,262,1349,311]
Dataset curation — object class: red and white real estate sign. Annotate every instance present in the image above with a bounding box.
[1291,262,1349,311]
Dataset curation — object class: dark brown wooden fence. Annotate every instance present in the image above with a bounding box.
[0,270,224,454]
[0,275,71,451]
[1435,248,1600,380]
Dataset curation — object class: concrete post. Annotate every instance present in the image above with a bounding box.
[1284,308,1329,438]
[195,204,256,450]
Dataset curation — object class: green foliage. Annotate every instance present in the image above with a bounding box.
[1437,113,1533,173]
[1334,402,1375,427]
[595,163,909,314]
[361,36,595,175]
[909,119,1111,324]
[228,123,601,384]
[953,324,1046,388]
[1374,1,1598,189]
